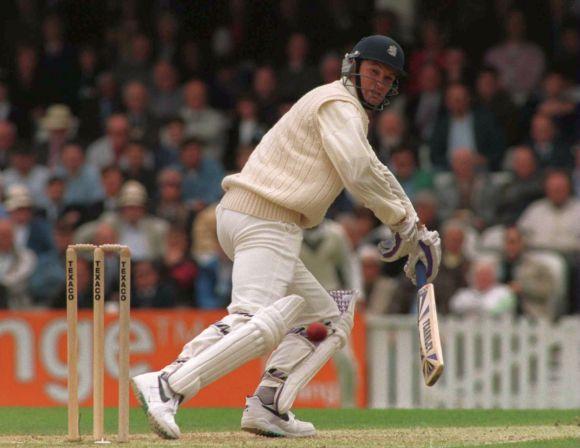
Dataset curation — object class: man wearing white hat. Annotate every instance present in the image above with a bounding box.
[3,144,49,201]
[74,181,169,261]
[4,185,55,257]
[35,104,76,168]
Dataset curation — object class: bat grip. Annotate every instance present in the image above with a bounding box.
[415,261,427,288]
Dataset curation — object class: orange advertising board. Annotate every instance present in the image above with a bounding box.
[0,310,366,408]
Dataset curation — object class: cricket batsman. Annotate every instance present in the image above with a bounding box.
[132,34,441,439]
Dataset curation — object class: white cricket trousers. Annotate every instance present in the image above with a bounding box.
[216,205,340,324]
[168,205,343,400]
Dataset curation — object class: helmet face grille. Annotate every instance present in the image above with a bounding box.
[341,52,400,112]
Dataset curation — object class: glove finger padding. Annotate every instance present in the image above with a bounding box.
[378,233,414,262]
[378,215,419,262]
[404,229,441,285]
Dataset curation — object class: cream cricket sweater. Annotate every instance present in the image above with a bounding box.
[221,80,417,229]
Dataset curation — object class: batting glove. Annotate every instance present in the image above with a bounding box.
[404,227,441,285]
[377,215,418,262]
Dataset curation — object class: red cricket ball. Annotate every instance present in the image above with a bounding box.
[306,322,328,342]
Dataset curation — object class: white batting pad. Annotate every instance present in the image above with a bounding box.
[275,292,357,414]
[167,295,305,399]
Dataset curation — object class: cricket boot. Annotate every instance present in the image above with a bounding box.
[131,370,183,439]
[241,395,316,437]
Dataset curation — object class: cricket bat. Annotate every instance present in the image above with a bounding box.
[415,261,444,386]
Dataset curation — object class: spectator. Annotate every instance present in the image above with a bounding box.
[162,226,197,306]
[154,168,190,229]
[36,104,76,168]
[443,47,472,86]
[277,33,319,99]
[407,20,447,96]
[484,10,545,104]
[74,181,169,261]
[450,257,516,317]
[29,219,73,307]
[155,116,186,169]
[223,95,266,171]
[435,148,497,229]
[0,80,29,137]
[475,67,520,146]
[180,80,227,159]
[0,121,18,170]
[132,260,176,308]
[405,63,444,141]
[191,203,231,309]
[499,226,562,319]
[389,147,433,201]
[177,40,205,80]
[518,171,580,254]
[359,244,398,314]
[371,110,414,164]
[3,145,49,200]
[354,206,384,247]
[527,113,572,168]
[252,66,279,126]
[0,218,37,309]
[86,114,130,168]
[75,46,101,111]
[38,175,67,224]
[209,63,243,111]
[95,165,125,215]
[4,185,55,257]
[57,142,104,207]
[9,44,45,123]
[114,33,152,86]
[414,190,441,233]
[553,23,578,81]
[150,61,183,121]
[122,140,156,196]
[77,72,122,143]
[532,72,576,141]
[430,83,505,171]
[154,11,181,62]
[496,146,544,225]
[433,219,471,314]
[176,138,224,213]
[318,53,342,85]
[122,81,158,145]
[38,14,77,106]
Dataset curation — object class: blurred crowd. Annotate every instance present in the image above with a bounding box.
[0,0,578,319]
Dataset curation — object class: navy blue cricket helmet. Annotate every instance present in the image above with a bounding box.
[341,35,406,111]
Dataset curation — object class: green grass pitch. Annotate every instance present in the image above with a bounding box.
[0,407,578,447]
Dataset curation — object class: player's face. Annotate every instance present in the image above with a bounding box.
[358,60,397,107]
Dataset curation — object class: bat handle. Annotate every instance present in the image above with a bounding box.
[415,261,427,288]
